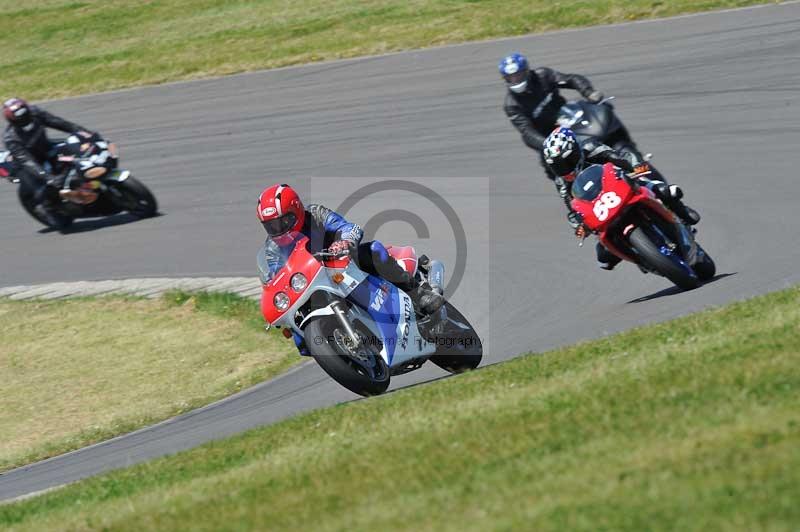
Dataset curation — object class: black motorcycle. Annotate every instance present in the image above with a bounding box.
[556,97,648,161]
[1,135,157,230]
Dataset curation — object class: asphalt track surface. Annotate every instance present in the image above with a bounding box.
[2,2,800,501]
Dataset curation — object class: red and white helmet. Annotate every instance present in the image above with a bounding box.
[3,98,32,128]
[257,184,305,245]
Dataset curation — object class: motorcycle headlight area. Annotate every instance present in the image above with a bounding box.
[290,273,307,292]
[273,292,291,311]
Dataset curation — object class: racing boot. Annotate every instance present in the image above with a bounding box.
[292,332,311,356]
[672,201,701,226]
[36,199,68,230]
[408,280,445,316]
[655,183,701,225]
[32,180,67,230]
[33,203,61,229]
[596,242,622,271]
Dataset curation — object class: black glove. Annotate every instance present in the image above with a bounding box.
[567,210,583,229]
[586,90,604,104]
[554,176,570,200]
[77,130,99,141]
[629,162,651,175]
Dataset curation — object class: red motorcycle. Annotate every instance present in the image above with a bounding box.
[571,163,715,290]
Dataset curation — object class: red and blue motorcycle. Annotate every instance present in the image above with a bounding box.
[571,163,715,290]
[258,234,482,396]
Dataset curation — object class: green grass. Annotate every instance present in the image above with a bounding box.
[1,0,774,100]
[0,291,296,473]
[3,286,798,530]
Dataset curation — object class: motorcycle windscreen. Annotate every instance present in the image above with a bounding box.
[257,231,305,284]
[571,164,604,201]
[579,102,614,137]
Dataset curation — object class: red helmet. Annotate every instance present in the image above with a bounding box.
[3,98,32,127]
[257,184,305,245]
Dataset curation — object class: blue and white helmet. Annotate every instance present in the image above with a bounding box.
[543,127,584,178]
[498,53,530,94]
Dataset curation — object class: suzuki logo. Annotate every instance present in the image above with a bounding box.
[399,296,412,349]
[370,285,387,311]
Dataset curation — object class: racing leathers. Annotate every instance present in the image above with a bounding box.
[503,67,598,154]
[555,138,644,222]
[503,67,648,185]
[3,106,91,223]
[257,204,443,354]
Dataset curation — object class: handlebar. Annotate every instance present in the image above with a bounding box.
[621,169,652,192]
[626,169,651,180]
[313,249,350,260]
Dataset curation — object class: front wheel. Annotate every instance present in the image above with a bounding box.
[305,317,390,397]
[629,227,700,290]
[110,176,157,218]
[17,187,73,230]
[428,303,483,374]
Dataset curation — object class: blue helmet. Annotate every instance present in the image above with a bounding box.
[543,127,584,178]
[498,53,530,93]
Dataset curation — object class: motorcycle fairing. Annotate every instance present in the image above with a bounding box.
[348,276,397,364]
[259,234,436,366]
[260,237,324,325]
[573,164,700,270]
[0,151,11,179]
[571,164,637,232]
[293,266,367,329]
[557,101,620,142]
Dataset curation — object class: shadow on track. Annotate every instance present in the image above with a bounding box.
[626,272,738,304]
[37,212,164,235]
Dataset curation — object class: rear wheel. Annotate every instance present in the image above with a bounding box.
[629,227,700,290]
[428,303,483,374]
[305,317,390,397]
[111,176,157,218]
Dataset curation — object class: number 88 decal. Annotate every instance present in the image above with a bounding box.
[592,191,622,221]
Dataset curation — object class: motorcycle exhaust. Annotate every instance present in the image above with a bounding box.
[428,260,445,295]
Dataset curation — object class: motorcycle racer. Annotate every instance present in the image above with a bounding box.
[3,98,97,228]
[542,127,701,270]
[499,53,604,171]
[256,184,444,354]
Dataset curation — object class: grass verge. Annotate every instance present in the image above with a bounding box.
[2,286,798,530]
[2,0,773,100]
[0,290,296,473]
